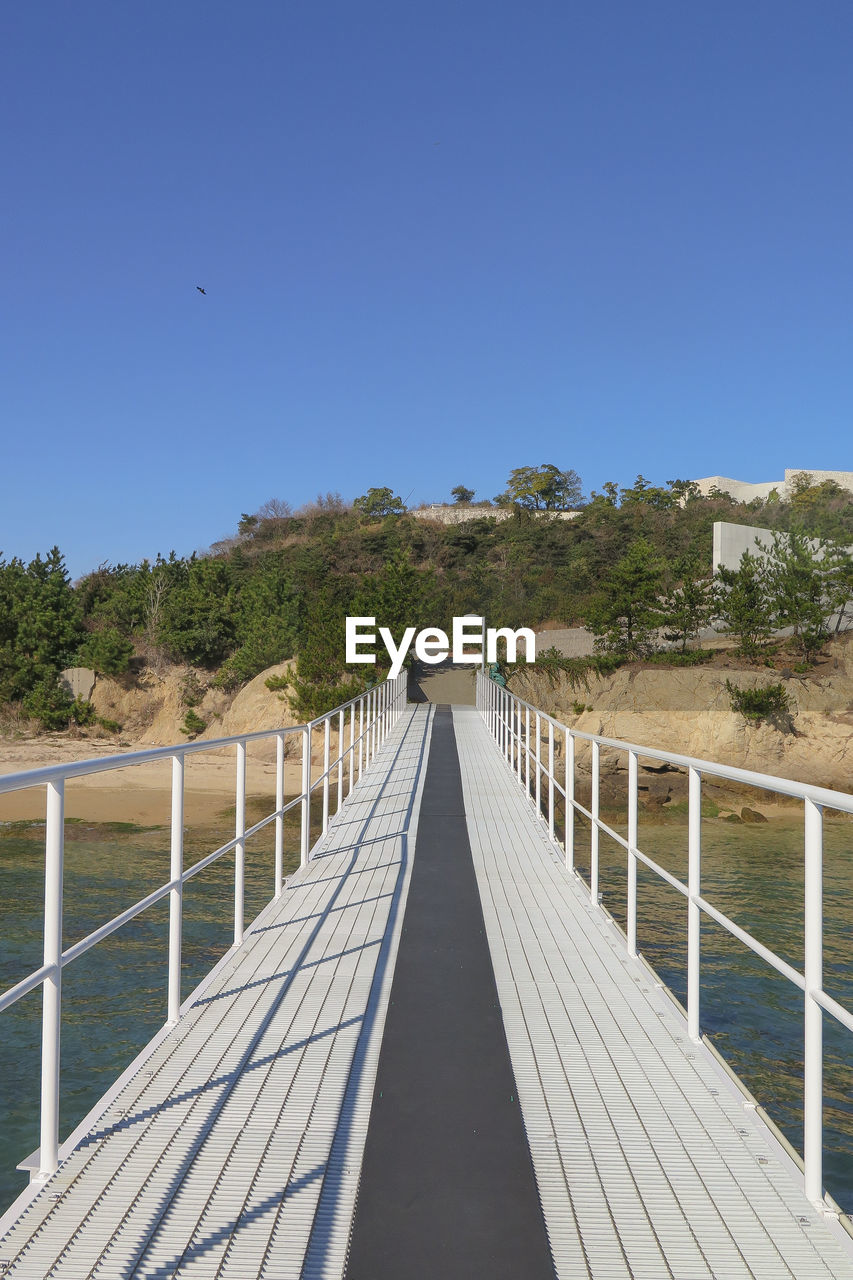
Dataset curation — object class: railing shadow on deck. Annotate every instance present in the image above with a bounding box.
[0,674,408,1223]
[477,669,853,1222]
[78,702,432,1279]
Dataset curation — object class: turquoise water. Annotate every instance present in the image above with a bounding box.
[571,810,853,1212]
[1,812,852,1217]
[0,816,294,1215]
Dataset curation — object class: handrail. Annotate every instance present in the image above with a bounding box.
[476,669,853,1213]
[0,671,408,1183]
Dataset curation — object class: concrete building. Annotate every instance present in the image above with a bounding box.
[694,469,853,504]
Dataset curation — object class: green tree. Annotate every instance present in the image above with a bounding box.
[620,475,676,510]
[713,550,773,659]
[659,558,712,651]
[353,487,407,517]
[498,464,584,511]
[0,547,83,702]
[667,478,702,503]
[158,556,237,665]
[286,593,365,719]
[759,529,831,662]
[587,538,665,655]
[351,551,437,646]
[451,485,475,504]
[213,556,301,689]
[824,543,853,633]
[76,627,134,676]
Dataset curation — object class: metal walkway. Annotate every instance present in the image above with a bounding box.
[1,704,852,1278]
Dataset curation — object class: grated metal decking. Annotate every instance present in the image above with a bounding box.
[453,704,853,1280]
[1,701,852,1279]
[0,706,432,1279]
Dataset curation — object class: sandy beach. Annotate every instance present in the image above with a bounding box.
[0,734,332,827]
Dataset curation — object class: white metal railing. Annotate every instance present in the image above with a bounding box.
[477,670,853,1212]
[0,671,407,1183]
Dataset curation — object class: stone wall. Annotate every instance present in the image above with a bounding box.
[412,505,582,526]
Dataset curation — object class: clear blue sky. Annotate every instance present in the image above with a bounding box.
[2,1,852,579]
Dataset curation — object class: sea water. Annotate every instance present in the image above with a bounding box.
[0,816,291,1215]
[582,811,853,1213]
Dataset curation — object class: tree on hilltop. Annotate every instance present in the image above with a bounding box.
[495,464,584,511]
[353,486,407,517]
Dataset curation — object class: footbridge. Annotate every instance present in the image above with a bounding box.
[1,673,852,1278]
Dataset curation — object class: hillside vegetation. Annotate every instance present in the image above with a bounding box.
[2,470,853,733]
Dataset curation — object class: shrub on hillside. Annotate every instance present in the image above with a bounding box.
[76,628,134,676]
[726,679,794,731]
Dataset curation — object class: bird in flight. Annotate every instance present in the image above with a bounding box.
[196,286,206,295]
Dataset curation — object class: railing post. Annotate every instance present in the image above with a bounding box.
[517,701,523,783]
[349,702,356,794]
[591,740,600,903]
[547,721,555,840]
[804,795,824,1206]
[301,724,311,867]
[39,779,64,1180]
[627,750,638,957]
[525,706,530,796]
[234,742,246,947]
[168,755,184,1023]
[565,729,574,870]
[508,692,515,769]
[687,766,701,1041]
[322,716,331,836]
[358,697,364,779]
[535,713,542,815]
[337,709,344,814]
[275,733,285,897]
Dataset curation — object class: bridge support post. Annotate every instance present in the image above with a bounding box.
[322,717,331,835]
[39,778,64,1180]
[301,726,311,867]
[168,755,184,1022]
[370,688,376,763]
[234,742,246,946]
[517,702,523,783]
[804,796,824,1207]
[548,722,555,841]
[627,751,638,955]
[687,766,701,1041]
[358,698,364,779]
[535,713,542,816]
[590,741,600,903]
[565,729,574,870]
[275,734,285,897]
[337,710,344,814]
